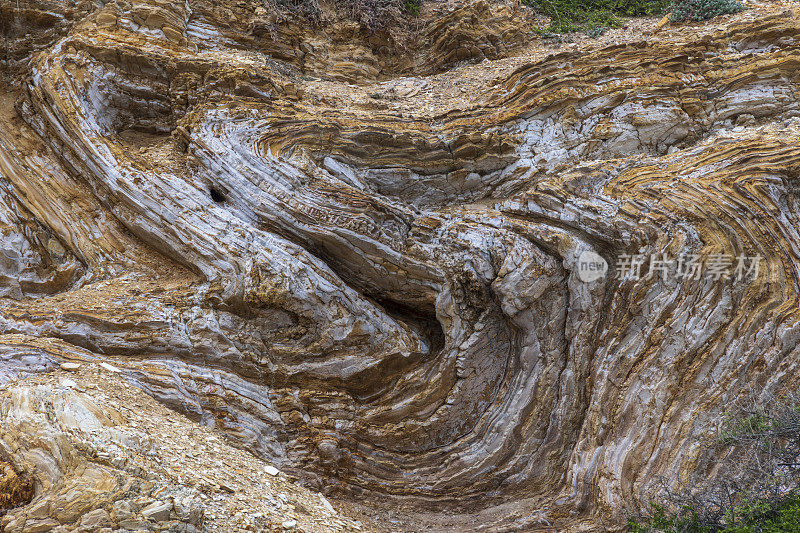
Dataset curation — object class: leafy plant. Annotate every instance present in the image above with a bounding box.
[403,0,421,16]
[629,503,710,532]
[628,392,800,532]
[669,0,745,22]
[585,23,608,38]
[629,496,800,532]
[524,0,671,34]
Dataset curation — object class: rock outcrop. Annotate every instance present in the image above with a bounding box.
[2,0,800,530]
[0,341,360,531]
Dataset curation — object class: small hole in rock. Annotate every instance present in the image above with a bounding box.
[209,187,226,203]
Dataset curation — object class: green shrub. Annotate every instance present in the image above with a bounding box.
[402,0,421,16]
[629,496,800,532]
[669,0,745,22]
[524,0,671,34]
[585,23,609,38]
[628,393,800,532]
[628,503,710,533]
[719,413,772,444]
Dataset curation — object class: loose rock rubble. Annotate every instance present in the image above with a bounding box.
[0,347,369,532]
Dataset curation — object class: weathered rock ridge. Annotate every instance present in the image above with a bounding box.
[2,0,800,530]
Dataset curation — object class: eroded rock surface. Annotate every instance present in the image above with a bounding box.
[2,0,800,530]
[0,339,360,532]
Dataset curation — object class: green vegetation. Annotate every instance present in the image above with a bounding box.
[720,413,772,444]
[670,0,745,22]
[627,394,800,532]
[628,496,800,532]
[523,0,671,34]
[628,503,705,533]
[272,0,747,36]
[524,0,744,35]
[402,0,421,16]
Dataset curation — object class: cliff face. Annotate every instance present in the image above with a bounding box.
[2,0,800,530]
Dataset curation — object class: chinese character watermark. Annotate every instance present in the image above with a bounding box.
[576,251,761,283]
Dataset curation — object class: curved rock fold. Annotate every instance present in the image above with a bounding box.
[2,0,800,530]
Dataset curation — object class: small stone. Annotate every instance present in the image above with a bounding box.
[60,362,81,371]
[282,519,297,529]
[162,24,184,43]
[141,500,172,521]
[736,113,756,127]
[173,494,204,526]
[95,11,118,26]
[118,519,150,530]
[114,500,133,520]
[80,508,112,528]
[320,496,336,515]
[21,518,60,533]
[264,465,280,476]
[99,362,122,373]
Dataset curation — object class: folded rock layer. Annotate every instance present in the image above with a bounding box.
[2,0,800,530]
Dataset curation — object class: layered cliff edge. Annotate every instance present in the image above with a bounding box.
[2,0,800,531]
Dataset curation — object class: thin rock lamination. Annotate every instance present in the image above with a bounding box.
[2,0,800,530]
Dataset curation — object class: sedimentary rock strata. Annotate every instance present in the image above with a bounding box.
[2,0,800,530]
[0,343,357,531]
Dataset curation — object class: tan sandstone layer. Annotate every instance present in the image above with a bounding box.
[2,0,800,531]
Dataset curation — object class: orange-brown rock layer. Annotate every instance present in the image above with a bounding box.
[0,463,34,516]
[2,0,800,531]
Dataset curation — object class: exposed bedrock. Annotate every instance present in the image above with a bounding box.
[2,0,800,530]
